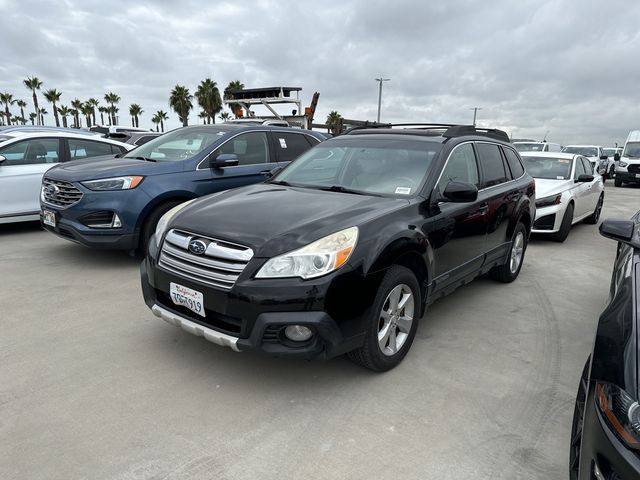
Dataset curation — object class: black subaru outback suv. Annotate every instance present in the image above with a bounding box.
[140,124,535,371]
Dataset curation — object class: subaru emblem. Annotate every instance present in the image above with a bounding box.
[188,239,207,255]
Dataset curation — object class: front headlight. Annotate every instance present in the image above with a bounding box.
[256,226,358,279]
[618,161,628,168]
[82,176,144,191]
[595,383,640,449]
[154,200,196,247]
[535,194,562,208]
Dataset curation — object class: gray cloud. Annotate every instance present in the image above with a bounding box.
[1,0,638,145]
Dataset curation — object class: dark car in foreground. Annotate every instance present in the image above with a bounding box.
[141,124,535,371]
[570,213,640,479]
[40,125,325,252]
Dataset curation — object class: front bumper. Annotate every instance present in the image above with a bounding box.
[140,241,370,359]
[579,389,640,479]
[532,203,564,234]
[615,170,640,183]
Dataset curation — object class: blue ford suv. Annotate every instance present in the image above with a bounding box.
[40,125,325,252]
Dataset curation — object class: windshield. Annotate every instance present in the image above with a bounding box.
[522,156,573,180]
[562,146,597,157]
[623,142,640,158]
[602,148,617,156]
[272,138,441,196]
[515,143,545,152]
[124,127,228,161]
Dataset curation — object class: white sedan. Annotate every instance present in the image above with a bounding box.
[521,152,604,242]
[0,131,132,224]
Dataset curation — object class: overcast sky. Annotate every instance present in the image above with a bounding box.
[1,0,638,145]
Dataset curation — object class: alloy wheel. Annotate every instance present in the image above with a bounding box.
[593,197,603,223]
[378,284,414,356]
[509,231,525,274]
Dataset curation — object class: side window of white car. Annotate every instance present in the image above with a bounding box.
[0,138,60,166]
[573,157,586,179]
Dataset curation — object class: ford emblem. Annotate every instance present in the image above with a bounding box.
[188,239,207,255]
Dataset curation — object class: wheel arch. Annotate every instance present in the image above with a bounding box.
[136,191,198,231]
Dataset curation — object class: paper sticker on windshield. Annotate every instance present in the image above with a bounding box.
[556,176,565,180]
[279,138,287,148]
[558,159,570,163]
[216,132,225,136]
[395,187,412,195]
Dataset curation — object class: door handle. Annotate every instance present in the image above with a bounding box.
[476,203,489,215]
[259,170,272,175]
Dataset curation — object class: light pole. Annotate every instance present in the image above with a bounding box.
[470,107,482,126]
[375,77,390,123]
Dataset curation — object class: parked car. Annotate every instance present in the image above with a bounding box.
[0,132,131,224]
[569,212,640,479]
[514,141,562,153]
[40,125,325,252]
[614,130,640,187]
[140,124,535,371]
[116,131,162,146]
[562,145,609,178]
[521,152,604,242]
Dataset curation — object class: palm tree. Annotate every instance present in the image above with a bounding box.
[16,100,27,124]
[98,106,107,125]
[0,92,15,126]
[104,92,120,125]
[43,89,62,127]
[23,76,43,125]
[198,110,208,124]
[58,105,71,128]
[151,113,160,132]
[219,111,231,122]
[195,78,222,124]
[28,112,37,125]
[81,103,93,127]
[169,85,192,126]
[224,80,245,118]
[86,98,99,126]
[155,110,168,132]
[70,99,83,127]
[38,107,48,125]
[129,104,143,127]
[325,110,343,134]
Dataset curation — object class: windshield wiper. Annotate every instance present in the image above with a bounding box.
[268,180,291,186]
[315,185,371,195]
[131,156,156,162]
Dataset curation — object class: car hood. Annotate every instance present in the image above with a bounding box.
[44,156,181,181]
[534,178,574,199]
[170,183,409,257]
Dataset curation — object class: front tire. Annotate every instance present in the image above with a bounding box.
[348,265,420,372]
[569,357,590,480]
[490,222,527,283]
[139,200,185,254]
[614,177,623,187]
[550,203,573,242]
[583,194,603,225]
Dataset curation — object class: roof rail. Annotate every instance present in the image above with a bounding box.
[344,123,510,142]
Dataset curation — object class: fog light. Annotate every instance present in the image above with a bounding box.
[284,325,313,342]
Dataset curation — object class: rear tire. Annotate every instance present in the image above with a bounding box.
[550,203,573,243]
[490,222,527,283]
[614,177,623,187]
[583,194,603,225]
[138,200,185,255]
[348,265,420,372]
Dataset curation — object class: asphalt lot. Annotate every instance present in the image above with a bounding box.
[1,184,639,480]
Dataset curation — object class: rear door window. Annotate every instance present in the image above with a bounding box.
[476,143,508,188]
[274,132,317,163]
[68,139,116,160]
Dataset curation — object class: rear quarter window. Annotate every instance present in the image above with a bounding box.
[503,147,525,178]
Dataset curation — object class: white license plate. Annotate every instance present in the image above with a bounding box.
[635,174,640,178]
[43,209,56,227]
[169,282,205,317]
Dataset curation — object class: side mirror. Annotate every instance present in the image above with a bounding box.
[441,181,478,203]
[576,174,594,183]
[266,166,283,178]
[0,154,5,165]
[209,153,239,168]
[614,153,620,161]
[599,219,636,245]
[600,155,608,160]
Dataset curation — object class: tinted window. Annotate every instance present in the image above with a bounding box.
[111,145,127,154]
[0,138,60,166]
[476,143,507,188]
[503,148,525,178]
[275,133,316,162]
[69,139,115,160]
[134,135,157,146]
[218,131,270,165]
[438,143,479,192]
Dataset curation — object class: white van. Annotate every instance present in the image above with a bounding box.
[615,130,640,187]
